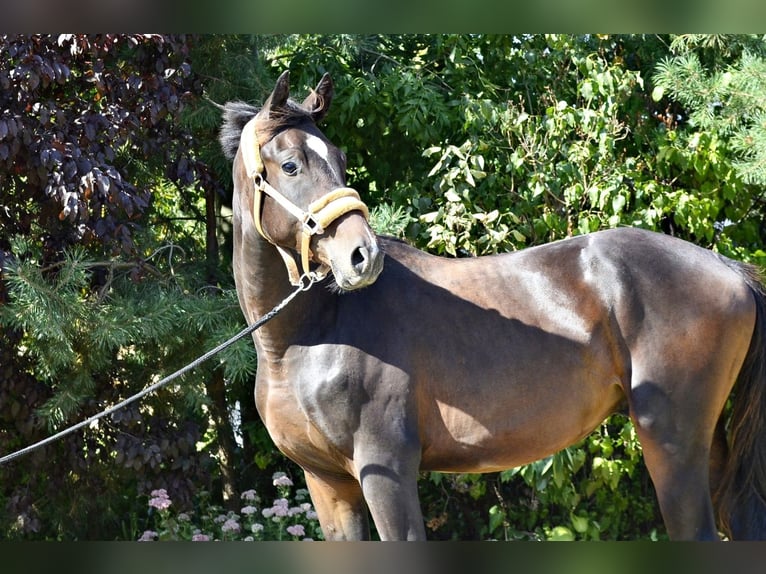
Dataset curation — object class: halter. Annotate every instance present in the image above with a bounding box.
[240,117,370,286]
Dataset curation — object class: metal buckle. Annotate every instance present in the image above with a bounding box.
[301,213,323,235]
[253,173,266,191]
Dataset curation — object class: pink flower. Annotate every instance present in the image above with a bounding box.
[148,496,172,511]
[261,498,290,518]
[241,505,258,515]
[241,489,258,501]
[148,488,172,511]
[222,518,240,533]
[272,473,293,487]
[286,524,305,538]
[138,530,158,542]
[192,533,211,541]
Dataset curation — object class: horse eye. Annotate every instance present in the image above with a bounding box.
[281,161,298,176]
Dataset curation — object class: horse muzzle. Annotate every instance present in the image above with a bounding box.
[319,219,384,291]
[328,229,384,291]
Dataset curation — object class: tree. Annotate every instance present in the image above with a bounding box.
[652,34,766,263]
[0,34,251,540]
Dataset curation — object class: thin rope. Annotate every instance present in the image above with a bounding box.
[0,278,314,466]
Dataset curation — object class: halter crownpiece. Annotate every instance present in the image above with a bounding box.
[240,117,370,286]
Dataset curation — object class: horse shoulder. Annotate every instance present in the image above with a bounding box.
[255,359,361,475]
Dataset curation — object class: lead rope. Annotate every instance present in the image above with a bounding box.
[0,274,317,466]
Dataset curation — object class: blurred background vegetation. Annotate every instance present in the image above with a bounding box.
[2,34,766,540]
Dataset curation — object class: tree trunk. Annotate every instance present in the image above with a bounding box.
[207,367,239,508]
[205,185,220,285]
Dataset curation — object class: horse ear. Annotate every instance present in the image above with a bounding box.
[264,70,291,112]
[302,73,334,123]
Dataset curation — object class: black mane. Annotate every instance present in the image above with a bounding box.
[218,101,259,160]
[218,98,316,160]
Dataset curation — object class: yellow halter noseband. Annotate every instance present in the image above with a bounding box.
[240,117,370,286]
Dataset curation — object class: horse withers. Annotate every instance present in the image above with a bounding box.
[220,70,766,540]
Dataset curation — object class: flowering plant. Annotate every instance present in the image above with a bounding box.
[138,472,323,541]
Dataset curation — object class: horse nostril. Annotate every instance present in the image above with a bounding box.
[347,241,383,285]
[351,246,368,270]
[343,241,383,287]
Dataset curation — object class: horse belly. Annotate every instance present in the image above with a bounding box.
[418,353,625,474]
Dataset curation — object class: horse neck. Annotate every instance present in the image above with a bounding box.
[234,209,331,359]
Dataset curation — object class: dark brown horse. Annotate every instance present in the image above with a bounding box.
[220,71,766,541]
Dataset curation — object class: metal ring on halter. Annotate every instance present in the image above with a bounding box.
[298,270,321,291]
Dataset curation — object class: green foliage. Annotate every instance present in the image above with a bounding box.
[419,50,643,255]
[652,35,766,263]
[0,236,260,538]
[0,34,274,540]
[368,203,413,238]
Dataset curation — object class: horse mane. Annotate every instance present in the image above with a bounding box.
[219,101,258,160]
[219,97,316,160]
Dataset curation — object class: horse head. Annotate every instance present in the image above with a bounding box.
[238,71,383,291]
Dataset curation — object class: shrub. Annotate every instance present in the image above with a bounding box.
[137,472,323,542]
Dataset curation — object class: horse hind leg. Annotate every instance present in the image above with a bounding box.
[303,470,371,540]
[628,379,720,540]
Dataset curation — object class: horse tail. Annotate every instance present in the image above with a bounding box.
[219,101,259,160]
[715,259,766,540]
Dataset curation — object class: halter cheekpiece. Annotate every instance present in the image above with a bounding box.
[240,117,370,286]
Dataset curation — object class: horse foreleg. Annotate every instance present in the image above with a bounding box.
[355,449,426,541]
[304,470,371,540]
